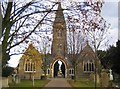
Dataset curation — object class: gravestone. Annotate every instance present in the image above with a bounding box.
[8,75,12,84]
[90,73,100,84]
[101,70,109,87]
[15,75,20,84]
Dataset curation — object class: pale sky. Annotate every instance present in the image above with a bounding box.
[100,1,118,50]
[8,1,119,67]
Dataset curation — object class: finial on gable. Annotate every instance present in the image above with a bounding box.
[29,40,33,45]
[56,0,61,2]
[86,40,89,45]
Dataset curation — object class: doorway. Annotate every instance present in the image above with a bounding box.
[53,60,66,78]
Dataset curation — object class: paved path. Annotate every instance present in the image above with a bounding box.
[44,78,72,87]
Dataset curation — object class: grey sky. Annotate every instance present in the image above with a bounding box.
[101,1,118,48]
[102,2,118,28]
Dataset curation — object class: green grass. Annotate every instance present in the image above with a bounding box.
[9,79,50,87]
[68,80,96,87]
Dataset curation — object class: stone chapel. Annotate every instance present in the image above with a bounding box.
[18,2,97,80]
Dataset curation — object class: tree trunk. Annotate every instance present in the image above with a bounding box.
[74,64,77,82]
[2,2,13,67]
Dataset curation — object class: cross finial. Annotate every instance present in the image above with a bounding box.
[29,40,33,45]
[86,40,89,45]
[56,0,61,2]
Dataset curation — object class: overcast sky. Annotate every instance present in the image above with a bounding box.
[100,1,118,49]
[8,1,119,67]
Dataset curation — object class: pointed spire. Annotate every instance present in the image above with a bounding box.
[57,2,62,10]
[53,1,65,25]
[56,0,61,3]
[52,1,67,56]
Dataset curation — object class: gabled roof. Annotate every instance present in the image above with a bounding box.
[53,2,66,27]
[19,43,42,64]
[81,44,94,54]
[78,44,95,61]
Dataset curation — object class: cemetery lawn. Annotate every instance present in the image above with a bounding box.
[9,79,50,87]
[68,80,96,87]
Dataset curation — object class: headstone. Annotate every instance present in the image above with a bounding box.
[12,73,16,83]
[109,69,113,81]
[89,73,100,84]
[15,75,19,84]
[101,71,109,87]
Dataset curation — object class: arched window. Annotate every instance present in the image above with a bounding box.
[84,63,86,71]
[57,44,62,53]
[24,59,36,72]
[83,60,94,72]
[89,63,91,71]
[71,69,74,74]
[91,63,94,71]
[86,63,89,71]
[58,30,62,37]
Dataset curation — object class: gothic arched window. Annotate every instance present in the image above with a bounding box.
[24,59,36,72]
[57,44,62,53]
[58,30,62,37]
[83,60,94,72]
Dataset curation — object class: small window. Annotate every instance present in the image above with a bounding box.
[47,69,50,74]
[69,69,71,74]
[71,69,74,74]
[57,44,62,53]
[69,68,74,75]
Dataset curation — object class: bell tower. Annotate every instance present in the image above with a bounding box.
[51,2,67,57]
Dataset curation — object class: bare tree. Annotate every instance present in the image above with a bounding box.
[40,33,51,79]
[79,1,110,88]
[1,0,58,69]
[66,0,110,87]
[67,15,85,82]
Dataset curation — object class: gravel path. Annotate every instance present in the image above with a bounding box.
[44,78,72,87]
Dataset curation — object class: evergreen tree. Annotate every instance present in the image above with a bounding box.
[97,40,120,75]
[112,40,120,74]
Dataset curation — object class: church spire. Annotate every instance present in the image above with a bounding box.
[53,2,66,27]
[52,1,67,57]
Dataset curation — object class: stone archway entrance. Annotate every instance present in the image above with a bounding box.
[51,59,67,78]
[53,61,59,77]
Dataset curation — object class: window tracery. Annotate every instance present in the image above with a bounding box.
[83,60,94,72]
[24,59,36,72]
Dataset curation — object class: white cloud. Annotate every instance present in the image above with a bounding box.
[8,54,22,67]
